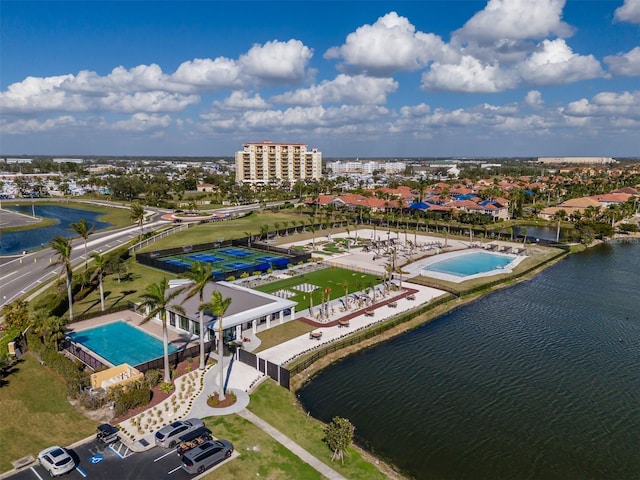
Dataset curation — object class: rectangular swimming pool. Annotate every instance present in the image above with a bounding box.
[68,321,178,366]
[424,251,514,277]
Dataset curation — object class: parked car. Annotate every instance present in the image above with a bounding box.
[176,426,213,456]
[96,423,119,444]
[38,446,75,477]
[155,418,205,448]
[180,439,234,474]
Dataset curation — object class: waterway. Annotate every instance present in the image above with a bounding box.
[0,205,111,255]
[298,241,640,480]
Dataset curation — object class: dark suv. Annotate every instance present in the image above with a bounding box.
[180,439,234,474]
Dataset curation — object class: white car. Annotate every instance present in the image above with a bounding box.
[38,446,75,477]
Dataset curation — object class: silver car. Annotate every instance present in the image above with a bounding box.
[180,439,234,474]
[38,446,75,477]
[155,418,205,448]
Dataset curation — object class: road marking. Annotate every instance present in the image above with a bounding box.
[154,450,175,462]
[29,466,44,480]
[76,466,88,477]
[0,271,17,282]
[168,466,182,474]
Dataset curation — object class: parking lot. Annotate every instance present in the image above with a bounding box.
[6,438,236,480]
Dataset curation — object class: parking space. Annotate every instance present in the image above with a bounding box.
[6,439,236,480]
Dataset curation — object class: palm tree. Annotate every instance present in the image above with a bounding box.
[70,219,94,269]
[90,252,109,311]
[553,209,567,243]
[49,235,74,321]
[259,224,269,241]
[180,261,213,370]
[243,231,253,247]
[274,222,281,237]
[201,290,232,401]
[130,203,145,239]
[33,309,66,350]
[139,278,185,383]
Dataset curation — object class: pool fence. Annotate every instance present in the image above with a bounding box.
[236,348,290,390]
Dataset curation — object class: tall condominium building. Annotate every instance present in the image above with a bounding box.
[235,140,322,184]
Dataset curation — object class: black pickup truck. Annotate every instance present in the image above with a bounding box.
[176,426,213,456]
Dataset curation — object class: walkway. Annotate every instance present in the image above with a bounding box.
[238,409,347,480]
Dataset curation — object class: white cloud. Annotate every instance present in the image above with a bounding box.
[271,75,398,106]
[238,40,313,84]
[604,47,640,76]
[0,115,79,134]
[614,0,640,23]
[399,103,431,118]
[525,90,544,108]
[518,39,604,85]
[562,90,640,118]
[455,0,573,42]
[324,12,456,76]
[213,91,270,110]
[172,57,244,89]
[112,113,171,131]
[421,56,516,92]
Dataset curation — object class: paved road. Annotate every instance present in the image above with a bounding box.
[0,214,170,310]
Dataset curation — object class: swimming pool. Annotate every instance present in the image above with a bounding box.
[68,321,177,366]
[421,250,522,282]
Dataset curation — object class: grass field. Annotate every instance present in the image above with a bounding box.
[138,211,309,252]
[201,415,322,480]
[0,355,98,473]
[248,380,388,480]
[254,266,382,312]
[254,320,316,353]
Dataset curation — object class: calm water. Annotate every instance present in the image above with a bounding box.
[1,205,111,255]
[299,241,640,480]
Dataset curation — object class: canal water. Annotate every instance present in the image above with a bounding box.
[1,205,111,255]
[298,241,640,480]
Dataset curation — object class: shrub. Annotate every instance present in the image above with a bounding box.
[159,381,174,394]
[78,389,108,410]
[144,369,162,388]
[109,382,152,418]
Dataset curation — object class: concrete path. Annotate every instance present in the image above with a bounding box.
[238,409,347,480]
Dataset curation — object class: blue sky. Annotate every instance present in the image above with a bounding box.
[1,0,639,158]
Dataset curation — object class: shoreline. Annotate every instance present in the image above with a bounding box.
[288,250,570,479]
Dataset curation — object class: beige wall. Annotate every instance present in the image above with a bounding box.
[91,364,144,391]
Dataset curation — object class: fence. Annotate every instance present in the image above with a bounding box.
[128,222,195,255]
[133,341,213,373]
[62,340,108,371]
[237,348,290,389]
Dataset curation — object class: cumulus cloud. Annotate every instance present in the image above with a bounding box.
[604,47,640,76]
[517,39,604,85]
[324,12,456,76]
[212,91,270,110]
[562,90,640,118]
[112,113,171,131]
[421,56,516,93]
[525,90,544,108]
[0,115,79,134]
[271,75,398,106]
[171,57,244,89]
[455,0,573,43]
[238,39,313,84]
[614,0,640,23]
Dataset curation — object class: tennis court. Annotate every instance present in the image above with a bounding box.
[159,245,292,278]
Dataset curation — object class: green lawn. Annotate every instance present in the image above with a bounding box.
[0,355,98,473]
[255,321,316,353]
[201,415,322,480]
[248,380,388,480]
[138,211,308,252]
[254,267,382,312]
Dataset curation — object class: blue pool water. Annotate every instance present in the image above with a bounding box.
[425,251,514,277]
[68,321,177,366]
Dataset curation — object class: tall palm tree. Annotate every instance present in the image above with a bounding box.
[69,218,94,269]
[49,235,74,321]
[553,209,567,243]
[180,261,213,370]
[130,203,145,239]
[139,278,185,383]
[90,252,109,311]
[201,290,232,401]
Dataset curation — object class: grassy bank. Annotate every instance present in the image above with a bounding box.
[0,354,97,473]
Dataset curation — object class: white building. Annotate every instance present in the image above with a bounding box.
[235,140,322,184]
[538,157,617,165]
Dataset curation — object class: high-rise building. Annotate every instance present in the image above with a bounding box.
[235,140,322,184]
